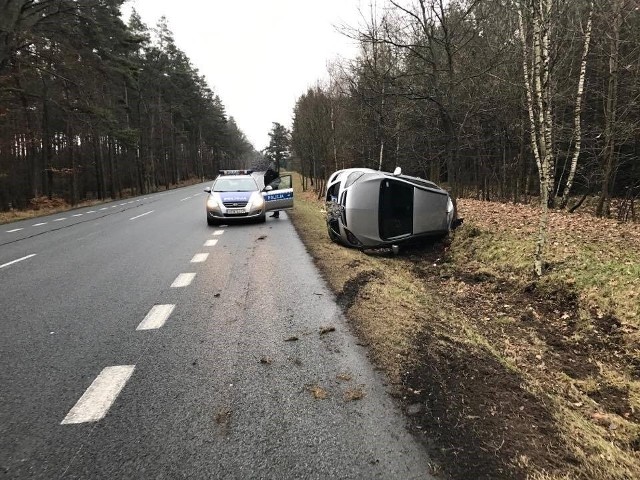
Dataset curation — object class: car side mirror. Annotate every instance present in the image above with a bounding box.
[204,187,211,193]
[264,185,273,191]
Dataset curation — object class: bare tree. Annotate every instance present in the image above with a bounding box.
[595,0,623,217]
[560,0,594,208]
[517,0,554,276]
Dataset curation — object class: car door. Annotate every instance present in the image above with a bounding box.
[263,174,294,211]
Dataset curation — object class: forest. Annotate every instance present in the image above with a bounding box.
[290,0,639,223]
[0,0,256,211]
[2,0,638,226]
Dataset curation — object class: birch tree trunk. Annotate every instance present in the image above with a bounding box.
[518,0,554,276]
[560,1,594,208]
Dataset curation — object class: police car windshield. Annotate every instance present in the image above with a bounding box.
[213,177,257,192]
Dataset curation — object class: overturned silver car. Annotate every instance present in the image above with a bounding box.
[325,167,461,250]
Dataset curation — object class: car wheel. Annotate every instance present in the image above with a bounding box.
[258,213,266,223]
[207,217,217,226]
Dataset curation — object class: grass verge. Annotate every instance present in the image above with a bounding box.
[288,176,640,480]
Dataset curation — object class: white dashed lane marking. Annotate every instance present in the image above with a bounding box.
[32,222,47,226]
[99,207,109,211]
[190,253,209,263]
[137,304,175,330]
[53,218,66,222]
[0,254,37,269]
[204,239,218,247]
[213,230,224,236]
[6,228,23,233]
[180,197,191,202]
[61,365,135,425]
[129,211,154,221]
[171,273,196,288]
[86,210,96,213]
[72,214,83,217]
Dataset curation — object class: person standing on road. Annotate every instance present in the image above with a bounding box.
[264,165,281,218]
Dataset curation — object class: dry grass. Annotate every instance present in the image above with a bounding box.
[288,174,640,480]
[0,197,106,224]
[0,177,208,225]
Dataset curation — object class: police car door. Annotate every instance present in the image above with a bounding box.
[263,174,294,211]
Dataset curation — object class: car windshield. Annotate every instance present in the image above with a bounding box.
[213,177,257,192]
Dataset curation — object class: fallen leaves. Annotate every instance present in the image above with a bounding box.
[307,384,329,400]
[319,326,336,335]
[344,387,366,402]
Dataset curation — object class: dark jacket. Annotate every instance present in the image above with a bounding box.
[264,168,279,187]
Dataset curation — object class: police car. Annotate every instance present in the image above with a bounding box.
[204,170,293,226]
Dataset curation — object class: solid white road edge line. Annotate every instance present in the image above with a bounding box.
[0,254,37,269]
[60,365,135,424]
[129,210,154,221]
[171,273,196,288]
[204,239,218,247]
[137,304,176,330]
[191,253,209,263]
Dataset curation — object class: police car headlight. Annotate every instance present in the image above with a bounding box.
[207,195,220,209]
[249,192,264,209]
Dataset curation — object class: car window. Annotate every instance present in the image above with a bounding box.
[326,182,340,202]
[213,177,258,192]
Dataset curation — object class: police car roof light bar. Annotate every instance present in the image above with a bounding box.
[219,169,253,175]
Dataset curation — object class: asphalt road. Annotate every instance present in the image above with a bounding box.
[0,183,433,479]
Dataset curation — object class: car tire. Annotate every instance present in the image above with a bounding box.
[258,213,266,223]
[207,217,217,226]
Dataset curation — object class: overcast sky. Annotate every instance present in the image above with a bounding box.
[121,0,366,151]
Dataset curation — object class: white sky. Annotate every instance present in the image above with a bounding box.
[121,0,365,151]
